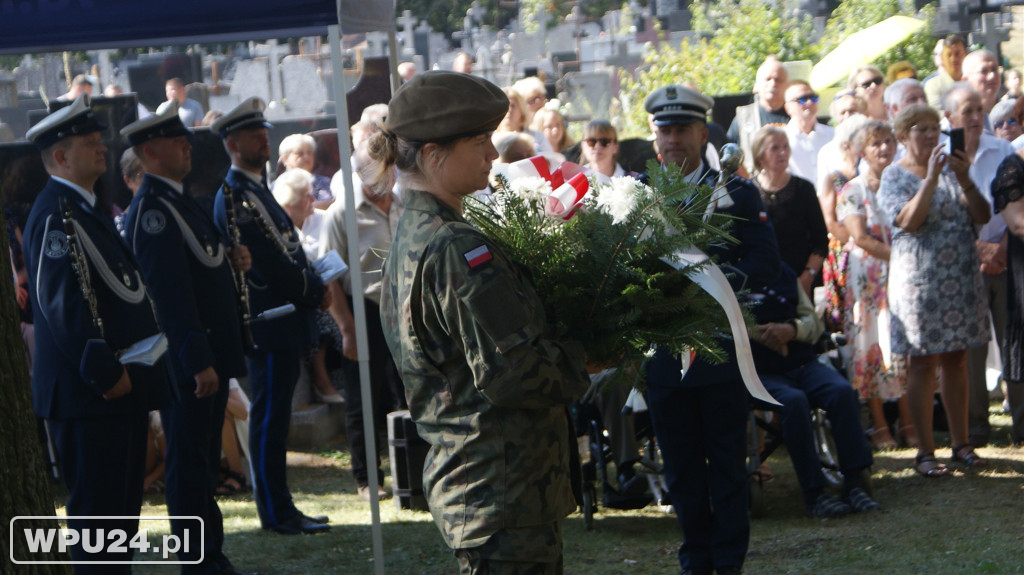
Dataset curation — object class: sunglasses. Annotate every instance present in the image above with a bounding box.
[996,118,1019,129]
[584,138,616,147]
[791,95,819,105]
[859,76,884,89]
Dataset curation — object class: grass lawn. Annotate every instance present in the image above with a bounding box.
[62,404,1024,574]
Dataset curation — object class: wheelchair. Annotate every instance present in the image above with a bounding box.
[572,370,670,530]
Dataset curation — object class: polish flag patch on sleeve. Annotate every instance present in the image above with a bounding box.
[758,211,769,222]
[464,245,493,268]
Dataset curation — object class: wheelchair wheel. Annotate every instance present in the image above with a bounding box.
[581,481,596,530]
[812,408,844,487]
[638,436,671,508]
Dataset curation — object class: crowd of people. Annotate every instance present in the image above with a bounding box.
[8,33,1024,575]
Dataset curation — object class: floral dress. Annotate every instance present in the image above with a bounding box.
[823,171,852,333]
[878,164,989,356]
[837,176,907,400]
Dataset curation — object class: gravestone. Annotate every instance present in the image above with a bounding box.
[13,54,64,99]
[230,59,271,105]
[281,56,326,114]
[511,31,547,63]
[547,24,576,53]
[0,81,17,108]
[561,71,612,123]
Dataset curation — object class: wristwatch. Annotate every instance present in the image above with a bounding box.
[804,267,817,278]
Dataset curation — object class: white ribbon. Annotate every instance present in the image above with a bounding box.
[662,247,780,406]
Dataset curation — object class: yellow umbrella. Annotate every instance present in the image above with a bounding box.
[809,15,926,91]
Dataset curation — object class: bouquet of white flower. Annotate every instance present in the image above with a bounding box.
[465,157,744,375]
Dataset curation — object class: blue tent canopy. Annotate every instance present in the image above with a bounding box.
[0,0,395,54]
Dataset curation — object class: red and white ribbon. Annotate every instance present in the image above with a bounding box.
[508,156,590,220]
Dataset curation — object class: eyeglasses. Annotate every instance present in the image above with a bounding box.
[790,95,819,105]
[859,76,885,89]
[584,138,616,147]
[996,118,1019,129]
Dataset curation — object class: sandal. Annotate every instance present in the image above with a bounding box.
[913,453,949,478]
[951,444,988,468]
[215,469,247,496]
[869,428,898,451]
[898,425,919,449]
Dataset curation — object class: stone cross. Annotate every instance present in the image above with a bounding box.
[397,9,418,56]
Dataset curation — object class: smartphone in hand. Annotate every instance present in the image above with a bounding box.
[946,127,965,156]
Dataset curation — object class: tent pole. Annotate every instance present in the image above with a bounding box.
[329,22,386,575]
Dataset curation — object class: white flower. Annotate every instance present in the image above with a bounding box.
[594,176,648,224]
[507,177,553,204]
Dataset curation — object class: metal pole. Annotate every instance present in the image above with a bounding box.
[329,21,386,575]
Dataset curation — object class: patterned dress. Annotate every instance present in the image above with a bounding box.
[837,176,906,400]
[823,171,852,333]
[878,164,989,356]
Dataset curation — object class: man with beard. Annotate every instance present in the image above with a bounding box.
[320,142,405,501]
[122,106,259,574]
[212,98,332,535]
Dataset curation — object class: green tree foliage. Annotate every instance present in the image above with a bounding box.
[616,0,938,139]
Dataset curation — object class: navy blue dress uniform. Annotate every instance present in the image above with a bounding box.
[641,85,781,575]
[210,98,327,534]
[121,107,251,573]
[22,96,173,573]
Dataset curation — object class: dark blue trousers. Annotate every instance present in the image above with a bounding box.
[50,412,148,575]
[161,375,231,574]
[759,361,873,499]
[647,376,749,573]
[247,348,301,528]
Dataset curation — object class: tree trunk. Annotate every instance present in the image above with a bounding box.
[0,203,70,574]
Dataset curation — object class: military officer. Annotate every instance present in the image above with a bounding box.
[376,71,590,574]
[23,95,173,572]
[211,98,331,535]
[121,106,259,575]
[641,84,781,575]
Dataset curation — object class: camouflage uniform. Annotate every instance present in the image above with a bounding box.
[380,189,589,568]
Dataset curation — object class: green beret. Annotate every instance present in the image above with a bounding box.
[385,71,509,142]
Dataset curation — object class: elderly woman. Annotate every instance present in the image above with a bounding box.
[849,66,887,122]
[991,98,1023,145]
[531,107,574,154]
[581,120,630,184]
[992,142,1024,444]
[836,121,913,450]
[879,104,992,477]
[375,71,589,571]
[272,168,344,404]
[751,125,829,296]
[278,133,333,209]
